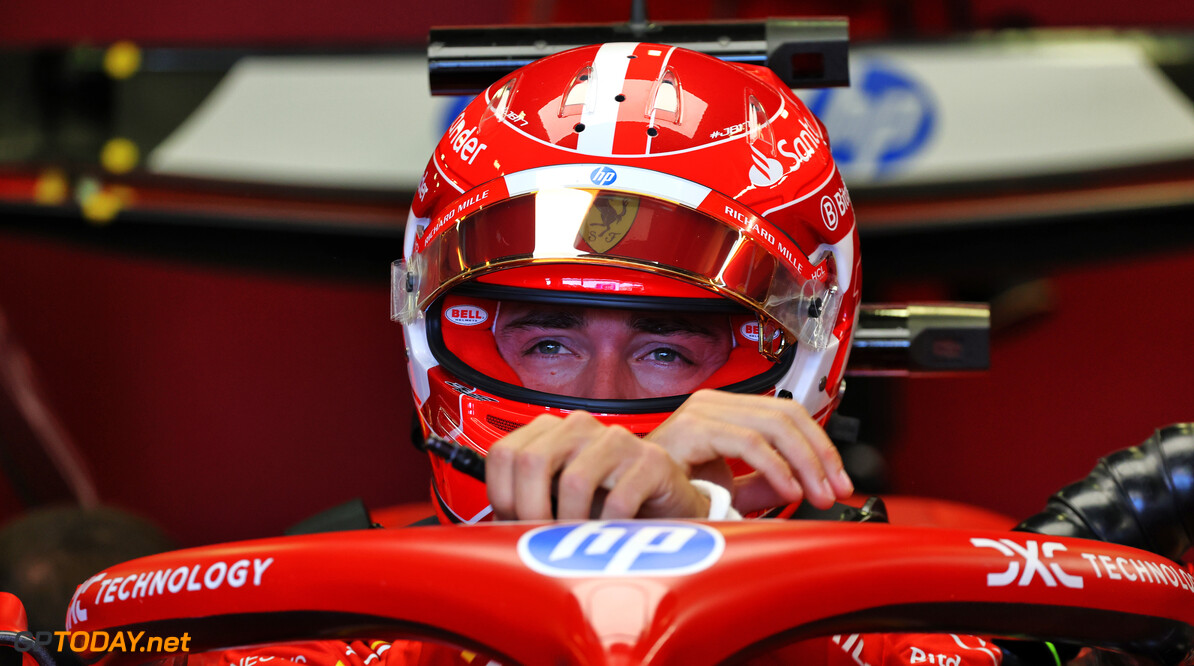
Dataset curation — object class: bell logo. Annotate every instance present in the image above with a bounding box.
[740,321,781,342]
[445,305,489,326]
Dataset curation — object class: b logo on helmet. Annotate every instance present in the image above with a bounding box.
[445,305,489,326]
[820,195,839,230]
[580,193,639,253]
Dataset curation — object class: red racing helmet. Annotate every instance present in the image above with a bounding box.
[394,42,860,524]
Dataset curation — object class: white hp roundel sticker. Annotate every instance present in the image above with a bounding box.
[518,521,724,577]
[820,195,839,230]
[445,305,489,326]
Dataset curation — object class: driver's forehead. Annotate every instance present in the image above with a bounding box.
[495,301,724,336]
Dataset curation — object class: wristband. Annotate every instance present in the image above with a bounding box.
[689,479,743,520]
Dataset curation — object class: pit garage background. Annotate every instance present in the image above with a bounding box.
[2,0,1194,547]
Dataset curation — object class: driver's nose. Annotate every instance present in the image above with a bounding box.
[584,350,635,400]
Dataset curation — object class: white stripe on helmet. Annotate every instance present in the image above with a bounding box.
[577,42,638,156]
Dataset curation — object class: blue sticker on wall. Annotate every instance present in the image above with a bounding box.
[518,521,725,577]
[803,57,936,181]
[440,96,474,136]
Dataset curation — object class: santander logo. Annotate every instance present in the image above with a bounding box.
[445,305,489,326]
[746,117,825,188]
[748,144,784,187]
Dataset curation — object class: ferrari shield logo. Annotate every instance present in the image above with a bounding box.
[580,194,639,253]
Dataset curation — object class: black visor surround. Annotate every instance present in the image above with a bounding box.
[426,284,796,415]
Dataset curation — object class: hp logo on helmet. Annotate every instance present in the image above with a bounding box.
[590,166,618,187]
[518,521,724,577]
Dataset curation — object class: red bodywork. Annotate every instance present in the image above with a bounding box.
[65,521,1194,665]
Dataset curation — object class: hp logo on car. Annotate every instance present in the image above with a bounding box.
[518,521,725,577]
[802,56,936,182]
[590,166,618,187]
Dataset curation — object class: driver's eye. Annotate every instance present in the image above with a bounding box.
[649,348,681,363]
[532,340,564,355]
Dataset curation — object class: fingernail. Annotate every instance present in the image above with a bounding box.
[820,477,834,500]
[837,469,854,495]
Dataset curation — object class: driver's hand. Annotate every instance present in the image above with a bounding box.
[486,411,711,521]
[646,389,853,515]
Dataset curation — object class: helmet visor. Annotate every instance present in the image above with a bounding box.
[395,187,840,356]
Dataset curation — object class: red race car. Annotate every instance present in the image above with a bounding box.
[32,496,1194,665]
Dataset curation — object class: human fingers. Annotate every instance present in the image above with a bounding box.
[660,390,851,507]
[506,411,616,520]
[657,416,806,505]
[732,471,803,515]
[599,441,709,520]
[687,457,735,493]
[771,398,853,499]
[486,413,569,520]
[554,425,642,520]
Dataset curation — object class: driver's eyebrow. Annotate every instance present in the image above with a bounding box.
[500,311,585,330]
[631,315,716,338]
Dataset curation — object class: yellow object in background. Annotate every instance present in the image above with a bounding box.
[81,190,122,224]
[104,41,142,80]
[34,169,69,205]
[101,138,140,174]
[77,179,133,225]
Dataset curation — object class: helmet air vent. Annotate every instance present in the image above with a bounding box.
[485,414,525,433]
[559,66,594,118]
[746,95,782,188]
[747,94,776,151]
[482,76,518,128]
[646,68,681,125]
